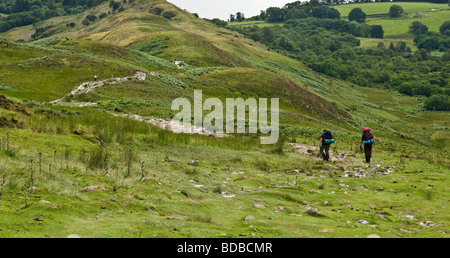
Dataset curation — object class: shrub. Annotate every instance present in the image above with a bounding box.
[409,21,429,35]
[348,8,366,23]
[389,5,404,18]
[370,25,384,39]
[424,95,450,111]
[439,21,450,35]
[163,11,177,20]
[86,14,97,22]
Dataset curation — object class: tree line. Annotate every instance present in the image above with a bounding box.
[228,2,449,111]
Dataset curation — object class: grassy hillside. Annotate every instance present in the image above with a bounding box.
[0,0,449,238]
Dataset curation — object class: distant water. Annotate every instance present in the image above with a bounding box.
[167,0,299,20]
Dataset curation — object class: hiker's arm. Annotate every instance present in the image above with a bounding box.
[319,138,323,147]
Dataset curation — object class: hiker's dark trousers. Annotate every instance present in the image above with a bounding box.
[320,144,330,161]
[364,143,372,163]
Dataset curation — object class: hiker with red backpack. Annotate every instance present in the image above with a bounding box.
[360,128,374,163]
[319,129,335,161]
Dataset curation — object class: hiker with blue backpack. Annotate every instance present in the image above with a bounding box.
[319,129,335,161]
[360,127,374,163]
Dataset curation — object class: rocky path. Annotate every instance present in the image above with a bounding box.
[290,143,396,178]
[109,112,228,138]
[49,71,147,104]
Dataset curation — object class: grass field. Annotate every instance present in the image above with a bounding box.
[334,2,449,17]
[365,9,450,36]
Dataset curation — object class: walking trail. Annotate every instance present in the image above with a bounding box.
[49,71,147,105]
[49,69,396,176]
[49,68,226,138]
[291,143,396,178]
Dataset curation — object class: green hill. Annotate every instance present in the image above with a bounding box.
[0,0,449,238]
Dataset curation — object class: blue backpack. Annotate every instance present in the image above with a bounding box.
[323,130,334,144]
[325,130,332,139]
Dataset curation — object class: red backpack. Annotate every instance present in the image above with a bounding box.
[363,128,373,141]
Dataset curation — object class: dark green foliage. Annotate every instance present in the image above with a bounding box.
[440,21,450,35]
[424,95,450,111]
[413,25,449,51]
[370,25,384,39]
[162,11,176,20]
[264,3,341,23]
[204,18,227,27]
[230,17,448,98]
[85,14,97,22]
[409,21,429,35]
[109,0,121,11]
[0,0,108,32]
[348,8,366,23]
[388,5,404,18]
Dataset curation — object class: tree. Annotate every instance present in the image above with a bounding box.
[259,10,267,20]
[262,26,275,43]
[424,95,450,111]
[229,14,235,22]
[266,7,284,22]
[370,25,384,39]
[409,21,428,35]
[348,8,366,23]
[236,12,245,22]
[326,8,341,19]
[440,21,450,35]
[396,41,407,52]
[388,5,404,18]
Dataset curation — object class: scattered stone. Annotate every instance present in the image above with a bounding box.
[403,215,416,220]
[81,186,106,192]
[275,206,284,212]
[323,201,329,206]
[39,200,51,204]
[418,221,435,228]
[376,214,387,220]
[67,234,80,238]
[27,187,37,192]
[306,208,322,217]
[189,160,199,166]
[367,234,381,238]
[245,215,256,221]
[254,204,266,209]
[308,190,315,194]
